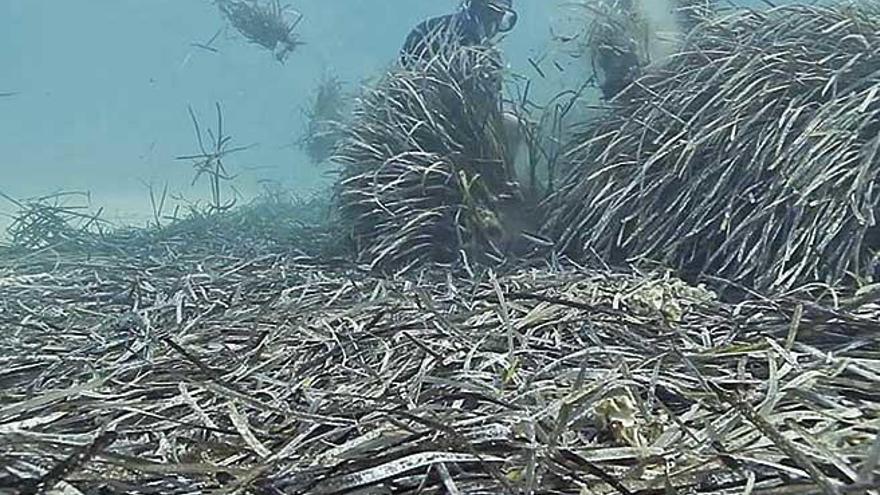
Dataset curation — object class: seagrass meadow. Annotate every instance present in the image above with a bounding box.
[543,3,880,294]
[1,2,880,495]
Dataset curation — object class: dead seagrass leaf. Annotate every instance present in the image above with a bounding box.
[313,452,503,494]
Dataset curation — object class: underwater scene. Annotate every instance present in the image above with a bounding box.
[1,0,879,493]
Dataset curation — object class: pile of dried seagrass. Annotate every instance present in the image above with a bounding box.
[334,41,522,274]
[544,3,880,293]
[0,225,878,494]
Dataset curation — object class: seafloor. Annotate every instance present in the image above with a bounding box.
[0,210,877,495]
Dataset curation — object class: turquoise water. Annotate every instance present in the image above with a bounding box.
[0,0,787,227]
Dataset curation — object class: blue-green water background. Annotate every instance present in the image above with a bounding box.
[0,0,783,226]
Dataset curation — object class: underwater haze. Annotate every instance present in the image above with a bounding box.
[0,0,785,230]
[0,1,559,228]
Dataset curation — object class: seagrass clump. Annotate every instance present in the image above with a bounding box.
[2,192,106,251]
[576,0,649,99]
[673,0,715,30]
[300,74,348,164]
[544,3,880,293]
[568,0,713,99]
[334,43,520,273]
[217,0,303,62]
